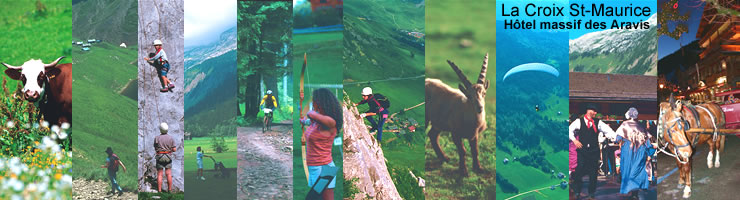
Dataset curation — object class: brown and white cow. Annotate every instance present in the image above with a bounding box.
[2,56,72,126]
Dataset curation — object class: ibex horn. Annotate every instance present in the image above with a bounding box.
[447,60,472,89]
[44,56,66,68]
[477,53,488,84]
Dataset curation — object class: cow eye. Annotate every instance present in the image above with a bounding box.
[37,72,44,86]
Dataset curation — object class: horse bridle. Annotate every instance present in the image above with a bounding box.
[660,110,692,164]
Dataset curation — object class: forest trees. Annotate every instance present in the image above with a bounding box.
[237,1,292,125]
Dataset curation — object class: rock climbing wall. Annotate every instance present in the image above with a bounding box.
[342,97,401,200]
[137,0,185,193]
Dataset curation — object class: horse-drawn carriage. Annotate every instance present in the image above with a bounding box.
[658,93,740,198]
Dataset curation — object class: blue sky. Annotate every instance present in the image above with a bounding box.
[657,0,705,59]
[184,0,237,47]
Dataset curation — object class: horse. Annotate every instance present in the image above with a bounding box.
[658,95,726,198]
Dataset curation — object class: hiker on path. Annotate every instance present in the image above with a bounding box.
[302,88,343,200]
[196,146,213,181]
[101,147,127,196]
[353,87,390,142]
[154,122,176,193]
[144,39,175,92]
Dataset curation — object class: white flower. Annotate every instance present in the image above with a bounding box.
[62,175,72,185]
[61,122,70,130]
[9,157,22,175]
[11,194,22,200]
[41,121,49,129]
[33,123,39,129]
[58,131,67,140]
[9,178,23,191]
[51,145,60,153]
[51,125,60,134]
[6,120,14,128]
[23,123,30,129]
[26,183,37,192]
[50,133,57,140]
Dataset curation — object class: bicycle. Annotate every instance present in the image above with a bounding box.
[263,108,273,133]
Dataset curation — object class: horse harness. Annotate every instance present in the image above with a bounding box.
[659,103,721,164]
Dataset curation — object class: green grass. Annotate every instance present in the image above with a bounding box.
[0,0,72,91]
[292,31,344,200]
[425,1,496,199]
[495,141,568,199]
[138,191,184,199]
[183,137,237,199]
[71,40,138,191]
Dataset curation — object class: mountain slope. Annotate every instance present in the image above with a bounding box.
[184,26,237,135]
[569,14,658,75]
[73,0,138,45]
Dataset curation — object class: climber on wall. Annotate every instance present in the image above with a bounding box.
[353,87,390,142]
[144,39,175,92]
[154,122,176,193]
[301,88,343,200]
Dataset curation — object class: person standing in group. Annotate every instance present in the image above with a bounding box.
[154,122,176,193]
[615,108,656,199]
[569,104,618,199]
[302,88,343,200]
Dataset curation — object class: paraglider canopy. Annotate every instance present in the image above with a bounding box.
[502,63,559,82]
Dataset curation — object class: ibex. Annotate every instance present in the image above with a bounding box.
[426,53,489,175]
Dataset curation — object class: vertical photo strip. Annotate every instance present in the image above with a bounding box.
[137,0,184,199]
[496,0,568,199]
[569,0,657,199]
[657,0,740,199]
[292,0,344,199]
[427,0,495,199]
[71,0,138,199]
[184,0,238,199]
[0,0,72,198]
[342,0,425,199]
[236,0,293,199]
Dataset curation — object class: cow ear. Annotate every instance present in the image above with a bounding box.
[45,67,61,79]
[4,69,21,80]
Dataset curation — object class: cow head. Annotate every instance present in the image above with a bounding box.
[2,56,64,102]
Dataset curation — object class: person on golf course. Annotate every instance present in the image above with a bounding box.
[196,146,213,181]
[353,87,390,142]
[154,122,176,193]
[144,39,175,92]
[302,88,342,200]
[101,147,127,196]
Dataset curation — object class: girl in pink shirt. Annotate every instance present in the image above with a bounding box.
[303,88,343,200]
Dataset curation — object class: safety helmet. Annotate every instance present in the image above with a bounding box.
[153,39,163,46]
[267,90,272,94]
[362,87,373,96]
[159,122,168,134]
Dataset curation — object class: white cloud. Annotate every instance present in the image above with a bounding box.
[185,0,237,47]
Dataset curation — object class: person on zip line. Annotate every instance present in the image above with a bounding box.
[353,87,390,142]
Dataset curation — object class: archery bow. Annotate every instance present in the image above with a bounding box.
[300,53,309,184]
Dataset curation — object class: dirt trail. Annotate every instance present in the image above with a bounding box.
[237,125,293,199]
[73,179,137,200]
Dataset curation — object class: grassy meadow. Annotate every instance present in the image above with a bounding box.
[425,0,497,199]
